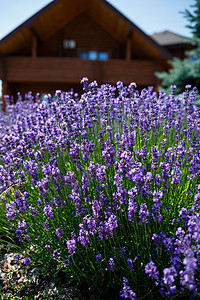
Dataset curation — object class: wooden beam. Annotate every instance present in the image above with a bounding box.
[0,54,7,112]
[0,60,3,80]
[126,31,132,61]
[1,81,10,112]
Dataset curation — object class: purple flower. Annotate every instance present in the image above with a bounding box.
[15,254,21,262]
[120,247,126,257]
[120,277,136,299]
[117,81,123,90]
[128,82,137,94]
[105,214,118,238]
[63,171,76,184]
[45,244,51,251]
[37,199,42,207]
[145,260,159,280]
[63,259,69,267]
[187,214,200,242]
[179,249,198,291]
[66,239,76,256]
[96,164,107,185]
[82,172,90,198]
[117,185,127,205]
[83,216,96,235]
[88,161,97,181]
[127,259,134,272]
[53,250,60,261]
[97,221,109,241]
[171,166,182,185]
[151,146,160,170]
[29,204,40,217]
[162,266,177,286]
[44,221,49,231]
[192,192,200,211]
[139,203,149,225]
[152,190,163,203]
[44,203,53,219]
[96,254,102,264]
[152,205,163,222]
[6,203,16,220]
[92,199,101,221]
[108,257,115,272]
[183,250,197,274]
[179,208,189,225]
[81,77,89,90]
[16,219,30,242]
[24,257,32,266]
[70,183,83,216]
[102,138,115,166]
[77,224,90,246]
[56,227,64,239]
[127,197,137,222]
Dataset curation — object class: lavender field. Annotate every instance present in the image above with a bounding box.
[0,79,200,299]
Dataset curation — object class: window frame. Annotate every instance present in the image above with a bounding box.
[79,49,110,61]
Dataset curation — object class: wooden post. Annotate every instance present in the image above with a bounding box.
[32,35,37,58]
[1,81,9,112]
[0,54,7,112]
[126,32,132,61]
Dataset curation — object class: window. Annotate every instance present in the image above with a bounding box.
[99,52,109,60]
[80,51,109,60]
[81,52,88,59]
[88,51,98,60]
[63,40,76,49]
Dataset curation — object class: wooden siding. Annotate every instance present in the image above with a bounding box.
[32,0,87,42]
[4,56,157,86]
[6,82,83,98]
[165,45,194,60]
[87,0,130,43]
[37,13,125,59]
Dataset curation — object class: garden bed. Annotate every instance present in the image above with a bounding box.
[0,80,200,299]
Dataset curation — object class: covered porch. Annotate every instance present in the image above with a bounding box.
[0,56,161,98]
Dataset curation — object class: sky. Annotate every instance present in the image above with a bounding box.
[0,0,195,40]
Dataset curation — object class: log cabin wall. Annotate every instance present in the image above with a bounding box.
[7,82,82,101]
[37,13,126,59]
[3,57,157,99]
[164,45,194,60]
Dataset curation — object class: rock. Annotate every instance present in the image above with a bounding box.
[0,251,82,299]
[45,281,59,296]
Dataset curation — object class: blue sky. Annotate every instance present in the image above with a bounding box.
[0,0,195,40]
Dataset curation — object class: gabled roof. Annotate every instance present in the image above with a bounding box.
[150,30,189,47]
[0,0,171,59]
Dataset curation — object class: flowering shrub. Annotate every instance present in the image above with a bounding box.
[0,80,200,298]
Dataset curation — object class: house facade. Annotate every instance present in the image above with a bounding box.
[0,0,171,109]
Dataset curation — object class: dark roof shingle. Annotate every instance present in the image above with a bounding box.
[150,30,188,46]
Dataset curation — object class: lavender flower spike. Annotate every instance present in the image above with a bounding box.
[120,277,136,299]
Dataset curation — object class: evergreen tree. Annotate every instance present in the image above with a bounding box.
[156,0,200,96]
[184,0,200,38]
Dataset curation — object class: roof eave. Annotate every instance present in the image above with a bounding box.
[0,0,58,45]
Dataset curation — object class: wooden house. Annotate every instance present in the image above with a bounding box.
[0,0,171,109]
[150,30,193,59]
